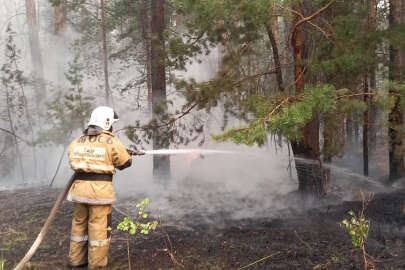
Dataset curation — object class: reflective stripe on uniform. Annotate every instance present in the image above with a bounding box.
[67,194,116,205]
[70,162,114,172]
[71,235,88,242]
[89,238,110,247]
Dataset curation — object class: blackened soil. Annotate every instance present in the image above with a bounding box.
[1,188,405,270]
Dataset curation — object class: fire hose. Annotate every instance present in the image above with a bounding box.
[13,173,75,270]
[13,150,145,270]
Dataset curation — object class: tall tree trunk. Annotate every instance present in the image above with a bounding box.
[369,71,377,151]
[291,2,326,198]
[346,114,353,145]
[54,4,66,35]
[141,0,152,110]
[368,0,378,150]
[151,0,171,180]
[54,3,66,86]
[363,75,369,176]
[101,0,112,106]
[363,0,377,176]
[25,0,45,104]
[388,0,405,181]
[354,112,360,142]
[265,23,284,91]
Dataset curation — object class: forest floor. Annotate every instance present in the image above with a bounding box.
[1,186,405,270]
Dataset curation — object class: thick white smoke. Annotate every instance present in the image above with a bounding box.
[0,1,390,225]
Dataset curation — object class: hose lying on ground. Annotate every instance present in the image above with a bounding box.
[13,174,75,270]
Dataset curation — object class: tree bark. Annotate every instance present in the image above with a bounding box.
[101,0,112,106]
[368,0,378,150]
[354,112,360,142]
[141,0,152,110]
[369,71,377,150]
[346,114,353,145]
[151,0,171,180]
[54,4,66,35]
[388,0,405,181]
[291,2,326,198]
[363,0,378,175]
[54,3,66,86]
[25,0,45,104]
[363,75,369,176]
[265,23,284,91]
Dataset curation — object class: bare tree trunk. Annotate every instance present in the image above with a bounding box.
[54,4,66,35]
[346,115,353,145]
[101,0,112,106]
[54,3,66,86]
[363,75,369,176]
[354,112,360,142]
[369,72,377,150]
[141,0,152,110]
[363,0,378,175]
[265,23,284,91]
[146,37,152,111]
[25,0,45,104]
[368,0,378,150]
[388,0,405,181]
[151,0,171,180]
[290,2,326,198]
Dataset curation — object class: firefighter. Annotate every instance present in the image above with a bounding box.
[66,106,140,269]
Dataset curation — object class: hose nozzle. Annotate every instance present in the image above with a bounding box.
[127,149,145,156]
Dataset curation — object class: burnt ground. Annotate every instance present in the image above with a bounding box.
[1,188,405,270]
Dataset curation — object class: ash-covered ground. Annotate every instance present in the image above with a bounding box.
[1,178,405,269]
[1,146,404,269]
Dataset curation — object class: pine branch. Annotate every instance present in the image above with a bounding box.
[159,103,198,127]
[118,103,198,133]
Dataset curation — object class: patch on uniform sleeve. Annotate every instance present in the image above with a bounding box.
[72,146,106,161]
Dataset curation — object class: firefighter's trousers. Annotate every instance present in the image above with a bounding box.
[69,203,112,268]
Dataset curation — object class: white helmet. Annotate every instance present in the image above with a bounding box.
[88,106,119,131]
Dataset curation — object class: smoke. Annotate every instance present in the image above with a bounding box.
[112,142,298,228]
[0,1,394,229]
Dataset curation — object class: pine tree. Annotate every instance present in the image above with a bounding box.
[0,25,28,179]
[41,47,94,145]
[171,0,395,196]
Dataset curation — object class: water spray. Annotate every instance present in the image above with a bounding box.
[138,148,235,156]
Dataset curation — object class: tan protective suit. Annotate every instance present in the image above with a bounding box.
[67,129,131,269]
